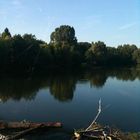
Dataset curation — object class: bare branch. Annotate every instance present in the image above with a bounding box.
[85,99,102,131]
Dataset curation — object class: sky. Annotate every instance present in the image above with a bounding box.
[0,0,140,47]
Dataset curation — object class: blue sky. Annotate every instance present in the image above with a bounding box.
[0,0,140,46]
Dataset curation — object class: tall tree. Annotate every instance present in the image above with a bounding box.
[1,28,11,40]
[50,25,77,47]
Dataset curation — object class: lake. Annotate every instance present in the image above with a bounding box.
[0,67,140,139]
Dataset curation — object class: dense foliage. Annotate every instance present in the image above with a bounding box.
[0,25,140,73]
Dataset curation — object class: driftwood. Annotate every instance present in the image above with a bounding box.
[74,99,122,140]
[6,124,43,140]
[86,99,102,131]
[0,121,62,140]
[0,121,62,129]
[74,125,122,140]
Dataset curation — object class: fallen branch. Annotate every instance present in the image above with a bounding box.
[0,121,62,130]
[85,99,102,131]
[6,124,43,140]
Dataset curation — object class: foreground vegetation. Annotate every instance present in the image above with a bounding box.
[0,25,140,73]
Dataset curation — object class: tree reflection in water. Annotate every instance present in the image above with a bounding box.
[0,67,140,102]
[49,74,77,102]
[86,69,107,88]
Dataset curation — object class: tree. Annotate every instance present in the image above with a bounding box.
[133,49,140,64]
[85,41,107,65]
[1,28,11,40]
[50,25,77,47]
[75,42,91,63]
[0,39,11,67]
[23,34,36,41]
[49,25,80,68]
[11,35,26,64]
[22,34,39,46]
[106,47,120,65]
[117,44,137,65]
[12,34,26,47]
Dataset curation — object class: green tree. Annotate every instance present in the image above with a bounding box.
[1,28,11,40]
[86,41,107,65]
[11,35,26,64]
[50,25,77,47]
[133,49,140,64]
[0,39,12,67]
[117,44,137,65]
[106,47,120,65]
[49,25,81,68]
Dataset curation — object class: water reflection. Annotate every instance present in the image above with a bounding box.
[0,78,38,102]
[86,69,107,88]
[0,73,79,102]
[106,68,140,81]
[0,67,140,102]
[49,74,77,102]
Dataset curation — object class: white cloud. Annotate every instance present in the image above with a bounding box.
[119,22,137,30]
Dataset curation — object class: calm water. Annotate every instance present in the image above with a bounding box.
[0,68,140,139]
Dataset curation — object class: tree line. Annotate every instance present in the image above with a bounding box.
[0,25,140,73]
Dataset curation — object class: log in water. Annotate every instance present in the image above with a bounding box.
[0,121,62,129]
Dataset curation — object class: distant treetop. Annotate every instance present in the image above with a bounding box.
[1,28,11,40]
[50,25,77,47]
